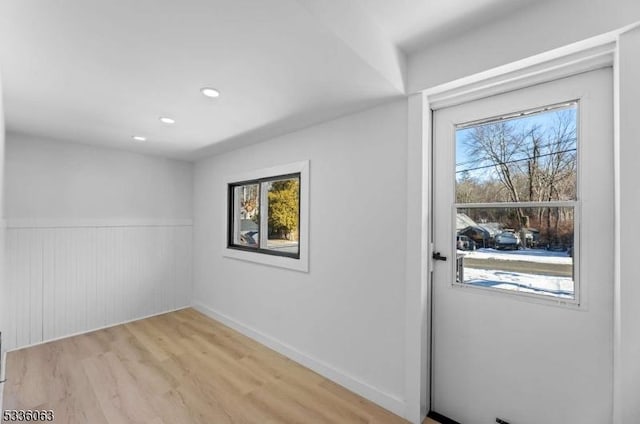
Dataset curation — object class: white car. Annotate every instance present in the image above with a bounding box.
[494,230,522,250]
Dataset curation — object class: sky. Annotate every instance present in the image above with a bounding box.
[455,103,577,182]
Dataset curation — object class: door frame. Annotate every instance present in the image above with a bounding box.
[404,24,640,424]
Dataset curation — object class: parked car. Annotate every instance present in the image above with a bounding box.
[494,230,522,250]
[240,230,258,246]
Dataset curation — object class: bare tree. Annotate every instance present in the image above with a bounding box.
[458,108,577,242]
[464,121,526,224]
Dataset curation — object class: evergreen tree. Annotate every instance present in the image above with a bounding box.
[268,179,299,240]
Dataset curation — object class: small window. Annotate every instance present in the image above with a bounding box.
[229,174,300,258]
[454,102,578,301]
[225,161,308,271]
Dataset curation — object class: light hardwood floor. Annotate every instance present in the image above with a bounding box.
[2,308,439,424]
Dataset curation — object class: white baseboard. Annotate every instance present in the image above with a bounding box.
[6,305,191,353]
[192,301,406,419]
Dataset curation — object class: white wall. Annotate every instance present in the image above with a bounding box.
[409,0,640,91]
[617,26,640,424]
[0,75,6,356]
[3,134,194,351]
[193,100,408,416]
[5,133,192,220]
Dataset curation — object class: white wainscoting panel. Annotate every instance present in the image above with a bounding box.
[4,221,192,351]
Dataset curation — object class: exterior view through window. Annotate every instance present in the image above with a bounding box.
[229,174,300,258]
[455,102,577,300]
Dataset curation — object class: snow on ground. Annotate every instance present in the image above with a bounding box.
[463,267,574,299]
[457,247,574,298]
[460,248,572,265]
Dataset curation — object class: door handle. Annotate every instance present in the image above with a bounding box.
[432,251,447,261]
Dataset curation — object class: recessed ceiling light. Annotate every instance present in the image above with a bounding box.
[200,87,220,98]
[132,135,147,142]
[159,117,176,124]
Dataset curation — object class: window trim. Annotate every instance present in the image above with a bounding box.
[450,100,582,306]
[227,172,301,259]
[223,161,309,272]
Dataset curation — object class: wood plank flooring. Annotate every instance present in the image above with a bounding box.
[2,308,438,423]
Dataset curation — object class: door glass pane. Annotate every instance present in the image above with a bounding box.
[456,103,577,203]
[266,177,300,255]
[456,206,575,299]
[234,184,260,247]
[454,103,578,300]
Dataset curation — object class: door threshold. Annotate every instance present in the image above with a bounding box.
[427,410,461,424]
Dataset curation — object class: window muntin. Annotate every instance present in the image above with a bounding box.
[228,173,300,258]
[454,103,578,300]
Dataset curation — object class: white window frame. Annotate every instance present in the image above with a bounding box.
[451,103,581,305]
[223,160,309,272]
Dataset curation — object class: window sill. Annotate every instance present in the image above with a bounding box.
[223,247,309,272]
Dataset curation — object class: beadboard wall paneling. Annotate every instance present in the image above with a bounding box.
[4,221,192,351]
